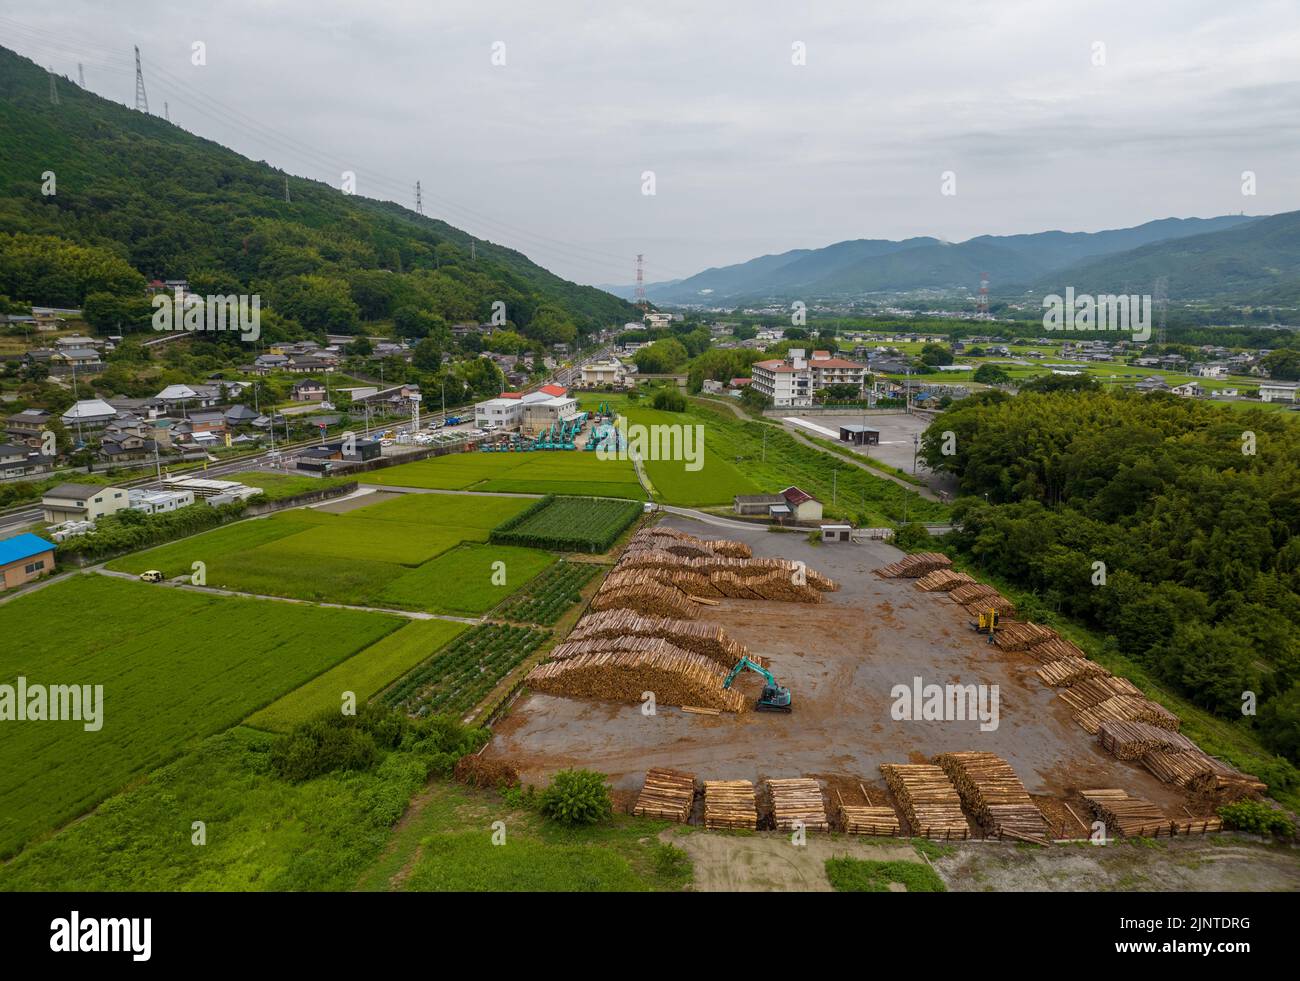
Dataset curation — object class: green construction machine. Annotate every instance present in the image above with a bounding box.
[722,656,792,713]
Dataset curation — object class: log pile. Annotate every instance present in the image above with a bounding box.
[549,635,696,664]
[881,763,971,840]
[1074,695,1180,735]
[1097,721,1197,760]
[1036,656,1110,687]
[949,583,1002,605]
[962,596,1018,617]
[875,552,953,578]
[934,752,1049,843]
[1025,637,1088,664]
[1171,816,1224,835]
[625,527,752,560]
[767,778,830,832]
[568,610,762,668]
[525,648,747,712]
[993,621,1057,652]
[1057,676,1143,712]
[615,551,837,600]
[710,569,825,603]
[1143,751,1267,799]
[914,569,977,592]
[632,767,696,822]
[704,538,752,559]
[704,780,758,830]
[588,582,700,619]
[840,805,902,836]
[1081,789,1171,838]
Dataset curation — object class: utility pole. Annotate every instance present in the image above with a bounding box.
[163,101,170,122]
[78,63,85,88]
[48,70,59,105]
[415,181,423,215]
[134,45,149,113]
[832,467,838,506]
[284,177,291,203]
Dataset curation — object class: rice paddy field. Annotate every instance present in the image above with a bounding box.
[363,449,645,499]
[614,402,761,505]
[244,619,470,732]
[0,574,402,858]
[104,492,553,614]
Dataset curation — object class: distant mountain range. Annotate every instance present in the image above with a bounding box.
[607,212,1300,306]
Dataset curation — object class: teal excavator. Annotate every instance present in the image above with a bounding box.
[722,657,792,713]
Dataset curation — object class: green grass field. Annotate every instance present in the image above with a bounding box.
[104,493,549,612]
[377,544,557,615]
[0,575,401,858]
[229,471,354,501]
[616,403,760,505]
[365,451,644,499]
[244,619,470,732]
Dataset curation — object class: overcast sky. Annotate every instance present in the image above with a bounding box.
[4,0,1300,287]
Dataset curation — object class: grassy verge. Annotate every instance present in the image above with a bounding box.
[825,856,947,892]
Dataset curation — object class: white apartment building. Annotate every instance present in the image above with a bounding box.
[128,489,196,514]
[1258,383,1298,403]
[750,349,868,407]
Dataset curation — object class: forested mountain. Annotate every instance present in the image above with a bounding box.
[0,45,635,340]
[925,387,1300,771]
[625,215,1262,305]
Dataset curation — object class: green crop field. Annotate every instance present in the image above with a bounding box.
[498,559,602,625]
[0,575,401,858]
[491,495,642,552]
[382,623,549,718]
[377,544,556,616]
[365,451,644,499]
[230,471,354,501]
[245,619,469,732]
[617,403,760,505]
[104,493,550,612]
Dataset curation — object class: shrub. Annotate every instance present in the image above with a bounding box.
[892,521,933,552]
[539,768,613,826]
[1218,800,1295,837]
[652,388,686,412]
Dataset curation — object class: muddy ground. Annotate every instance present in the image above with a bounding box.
[486,515,1190,818]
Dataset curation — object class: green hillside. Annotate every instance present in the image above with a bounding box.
[0,45,634,337]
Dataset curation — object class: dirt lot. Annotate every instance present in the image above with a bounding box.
[486,515,1187,817]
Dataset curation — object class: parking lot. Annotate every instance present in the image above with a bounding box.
[781,411,957,498]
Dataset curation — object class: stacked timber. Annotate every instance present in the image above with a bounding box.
[840,805,902,836]
[1143,751,1267,799]
[949,583,1001,605]
[588,582,699,619]
[963,596,1017,617]
[880,763,970,840]
[632,768,696,822]
[525,648,747,712]
[767,778,830,832]
[615,552,837,599]
[1057,676,1142,712]
[1171,815,1224,835]
[711,569,824,603]
[703,539,752,559]
[549,635,696,663]
[1036,657,1110,687]
[1097,720,1197,760]
[934,752,1050,843]
[993,621,1057,652]
[1074,695,1180,735]
[626,527,752,560]
[875,552,953,578]
[914,569,977,592]
[568,610,762,668]
[1025,637,1088,664]
[703,780,758,830]
[1081,789,1171,838]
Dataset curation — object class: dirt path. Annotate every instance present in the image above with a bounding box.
[668,830,920,891]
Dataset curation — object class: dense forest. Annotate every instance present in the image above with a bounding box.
[923,387,1300,768]
[0,46,635,343]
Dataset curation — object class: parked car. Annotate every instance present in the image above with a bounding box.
[139,570,165,583]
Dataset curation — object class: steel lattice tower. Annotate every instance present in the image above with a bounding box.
[134,46,149,112]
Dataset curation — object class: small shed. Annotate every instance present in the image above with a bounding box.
[839,425,880,446]
[821,523,852,543]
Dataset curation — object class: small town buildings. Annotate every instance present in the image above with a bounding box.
[41,483,129,524]
[292,380,327,401]
[580,357,631,388]
[128,488,195,514]
[5,408,50,447]
[0,533,56,589]
[60,399,118,430]
[733,486,824,523]
[1259,383,1299,403]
